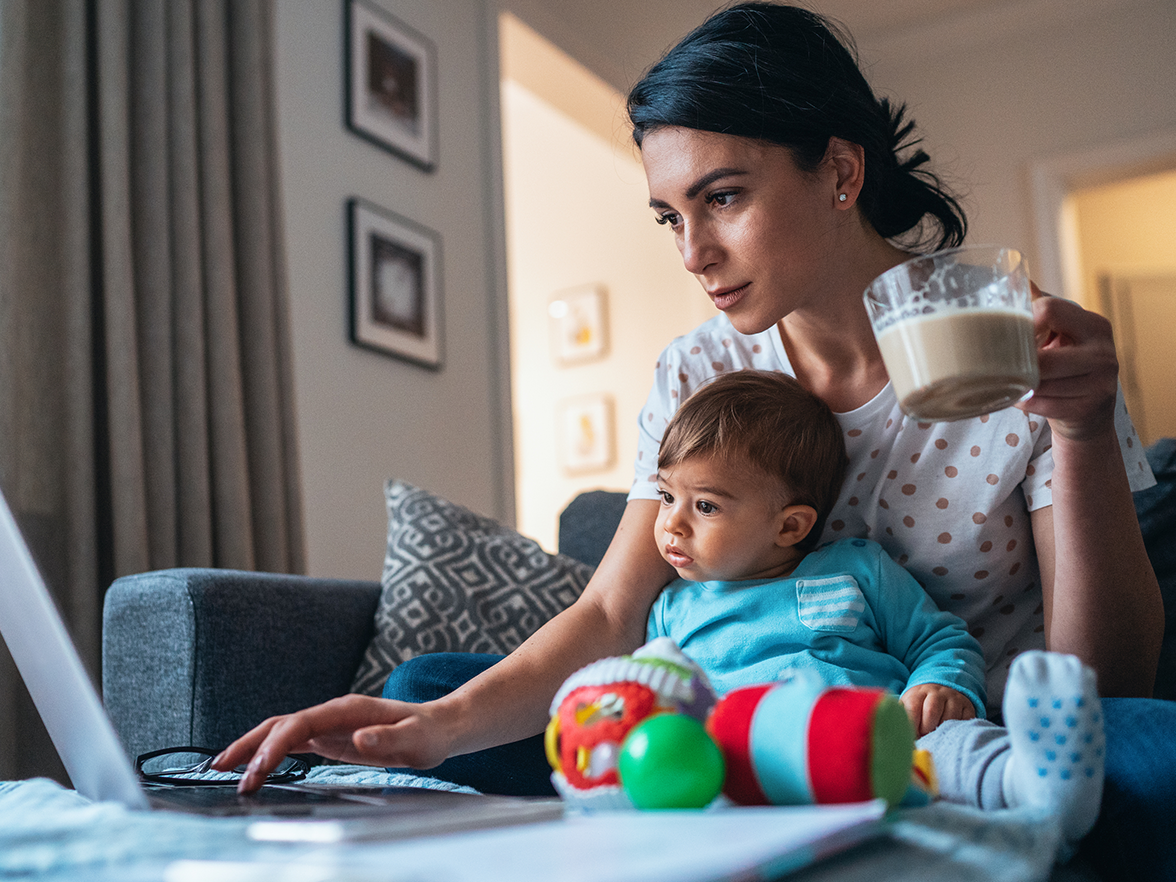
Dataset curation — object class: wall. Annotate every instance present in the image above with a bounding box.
[856,0,1176,286]
[499,15,709,551]
[274,2,510,580]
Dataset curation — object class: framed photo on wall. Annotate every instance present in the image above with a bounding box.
[548,284,608,365]
[348,198,443,369]
[346,0,437,171]
[557,394,614,474]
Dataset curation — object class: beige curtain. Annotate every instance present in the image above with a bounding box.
[0,0,305,781]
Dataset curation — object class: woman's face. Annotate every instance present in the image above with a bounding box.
[641,127,842,335]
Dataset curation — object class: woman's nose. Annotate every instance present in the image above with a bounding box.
[679,222,717,275]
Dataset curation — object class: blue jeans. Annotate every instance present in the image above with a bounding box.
[386,654,1176,878]
[1078,697,1176,881]
[381,653,555,797]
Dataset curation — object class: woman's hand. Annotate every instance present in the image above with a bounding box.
[215,499,673,794]
[1024,285,1163,696]
[1019,283,1120,442]
[900,683,976,737]
[212,694,456,793]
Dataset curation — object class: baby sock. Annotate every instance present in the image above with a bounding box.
[1001,650,1104,847]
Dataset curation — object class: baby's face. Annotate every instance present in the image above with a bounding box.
[654,455,798,582]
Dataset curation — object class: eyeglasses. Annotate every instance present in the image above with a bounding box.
[135,746,310,786]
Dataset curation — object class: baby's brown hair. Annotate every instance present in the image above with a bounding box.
[658,370,848,551]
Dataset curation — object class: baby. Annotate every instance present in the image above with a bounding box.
[648,369,1104,847]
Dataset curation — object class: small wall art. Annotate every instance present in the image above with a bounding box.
[557,394,614,474]
[346,0,437,171]
[548,284,608,365]
[348,198,443,369]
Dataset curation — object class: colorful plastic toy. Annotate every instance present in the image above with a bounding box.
[544,637,717,809]
[546,640,926,811]
[618,712,725,809]
[706,673,917,808]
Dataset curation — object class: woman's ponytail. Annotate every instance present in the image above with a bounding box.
[859,98,967,250]
[628,3,968,252]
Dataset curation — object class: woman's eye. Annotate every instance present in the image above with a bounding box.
[706,191,736,207]
[697,500,716,514]
[654,212,679,227]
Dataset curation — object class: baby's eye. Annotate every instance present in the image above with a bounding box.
[658,489,674,505]
[696,500,717,515]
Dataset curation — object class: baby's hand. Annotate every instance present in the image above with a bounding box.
[900,683,975,737]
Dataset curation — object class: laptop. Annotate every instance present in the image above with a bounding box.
[0,487,563,839]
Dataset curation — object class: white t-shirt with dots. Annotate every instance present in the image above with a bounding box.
[630,314,1155,712]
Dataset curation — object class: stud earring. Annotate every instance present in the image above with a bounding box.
[838,193,847,202]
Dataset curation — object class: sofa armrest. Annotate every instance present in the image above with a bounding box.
[102,568,380,760]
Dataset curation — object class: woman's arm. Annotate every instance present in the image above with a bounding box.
[1026,293,1162,697]
[218,499,674,792]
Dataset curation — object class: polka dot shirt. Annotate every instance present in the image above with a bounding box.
[631,314,1155,712]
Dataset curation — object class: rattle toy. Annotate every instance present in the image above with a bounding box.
[544,637,718,809]
[547,640,928,810]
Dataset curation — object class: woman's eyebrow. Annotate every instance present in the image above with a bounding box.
[648,167,748,208]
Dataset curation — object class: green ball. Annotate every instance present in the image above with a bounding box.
[618,713,725,809]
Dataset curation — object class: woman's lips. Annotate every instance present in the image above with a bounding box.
[709,283,750,311]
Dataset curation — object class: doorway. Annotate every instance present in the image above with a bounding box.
[498,13,710,551]
[1033,134,1176,448]
[1070,167,1176,446]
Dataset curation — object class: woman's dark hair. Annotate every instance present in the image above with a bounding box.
[627,2,966,251]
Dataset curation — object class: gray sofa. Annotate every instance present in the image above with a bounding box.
[103,441,1174,761]
[101,490,629,760]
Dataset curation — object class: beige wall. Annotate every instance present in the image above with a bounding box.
[500,16,708,551]
[274,2,510,580]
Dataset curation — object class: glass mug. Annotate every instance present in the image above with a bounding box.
[863,245,1039,422]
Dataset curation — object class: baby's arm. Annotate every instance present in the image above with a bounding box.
[864,543,987,722]
[900,682,976,737]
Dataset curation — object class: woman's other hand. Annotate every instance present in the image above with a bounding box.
[1021,283,1120,442]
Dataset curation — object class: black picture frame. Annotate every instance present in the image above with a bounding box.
[345,0,438,171]
[348,198,443,369]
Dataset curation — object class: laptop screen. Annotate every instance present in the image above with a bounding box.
[0,489,149,808]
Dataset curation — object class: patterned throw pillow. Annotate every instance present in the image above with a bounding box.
[351,480,594,695]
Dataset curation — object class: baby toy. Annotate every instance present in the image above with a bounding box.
[706,674,918,808]
[546,640,926,810]
[544,637,719,809]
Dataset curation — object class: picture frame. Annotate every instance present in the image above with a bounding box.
[345,0,437,171]
[348,198,443,369]
[557,394,614,474]
[548,284,608,365]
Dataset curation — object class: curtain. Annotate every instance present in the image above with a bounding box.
[0,0,305,782]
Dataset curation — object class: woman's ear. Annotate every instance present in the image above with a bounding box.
[825,137,865,208]
[777,505,819,548]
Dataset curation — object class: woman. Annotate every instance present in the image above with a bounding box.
[217,4,1169,877]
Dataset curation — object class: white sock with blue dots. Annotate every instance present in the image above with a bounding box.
[1001,650,1104,846]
